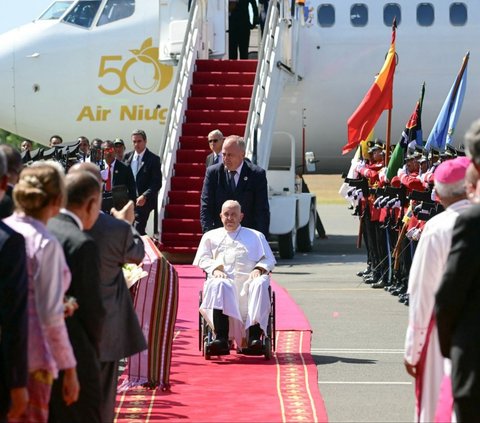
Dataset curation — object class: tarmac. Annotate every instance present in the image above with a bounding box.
[271,176,415,422]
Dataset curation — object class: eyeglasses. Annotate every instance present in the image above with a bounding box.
[208,139,220,143]
[103,147,114,152]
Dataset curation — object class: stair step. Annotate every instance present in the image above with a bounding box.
[176,149,209,163]
[165,204,200,219]
[196,59,257,72]
[185,110,249,123]
[174,163,206,177]
[193,72,256,85]
[171,176,204,191]
[161,233,202,243]
[162,218,202,233]
[168,190,201,204]
[191,84,253,98]
[182,122,246,136]
[180,136,210,150]
[188,97,251,110]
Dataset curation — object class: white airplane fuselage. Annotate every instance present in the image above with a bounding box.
[0,0,479,172]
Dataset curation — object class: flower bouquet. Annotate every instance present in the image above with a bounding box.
[123,263,148,289]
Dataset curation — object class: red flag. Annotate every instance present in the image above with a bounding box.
[343,24,397,155]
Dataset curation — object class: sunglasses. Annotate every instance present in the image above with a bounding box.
[208,139,220,143]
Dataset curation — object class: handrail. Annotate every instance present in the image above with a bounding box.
[156,0,208,235]
[244,0,301,171]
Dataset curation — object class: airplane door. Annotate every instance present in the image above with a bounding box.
[206,0,227,58]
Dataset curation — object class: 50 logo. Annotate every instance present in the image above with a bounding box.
[98,38,173,95]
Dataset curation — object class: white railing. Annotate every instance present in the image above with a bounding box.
[244,0,302,171]
[156,0,209,234]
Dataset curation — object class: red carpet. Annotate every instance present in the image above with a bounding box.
[115,266,327,422]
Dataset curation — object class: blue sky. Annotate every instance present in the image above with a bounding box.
[1,1,54,33]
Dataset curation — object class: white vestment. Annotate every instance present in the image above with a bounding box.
[405,199,470,422]
[193,225,276,346]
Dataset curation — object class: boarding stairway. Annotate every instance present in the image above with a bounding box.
[156,0,303,263]
[159,59,256,262]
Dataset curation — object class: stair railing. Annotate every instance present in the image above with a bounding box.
[244,0,302,171]
[156,0,208,236]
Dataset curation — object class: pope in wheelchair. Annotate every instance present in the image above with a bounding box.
[193,200,276,356]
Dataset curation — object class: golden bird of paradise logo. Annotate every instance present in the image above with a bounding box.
[98,38,173,95]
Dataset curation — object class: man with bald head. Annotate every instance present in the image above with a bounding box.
[200,135,270,238]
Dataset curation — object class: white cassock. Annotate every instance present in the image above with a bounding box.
[193,225,276,347]
[404,199,470,422]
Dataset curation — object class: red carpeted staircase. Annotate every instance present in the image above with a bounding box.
[159,59,257,263]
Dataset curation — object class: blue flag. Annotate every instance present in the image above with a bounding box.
[425,52,469,151]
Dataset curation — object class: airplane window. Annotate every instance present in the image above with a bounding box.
[417,3,434,27]
[63,0,101,28]
[97,0,135,26]
[450,3,467,26]
[317,4,335,28]
[38,1,73,20]
[351,4,368,27]
[383,4,401,26]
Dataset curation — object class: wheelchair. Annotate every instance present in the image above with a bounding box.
[198,286,276,360]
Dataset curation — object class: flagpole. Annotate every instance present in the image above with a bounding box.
[449,51,469,109]
[385,18,396,167]
[385,108,392,165]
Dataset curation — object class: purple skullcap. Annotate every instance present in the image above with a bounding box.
[434,156,471,184]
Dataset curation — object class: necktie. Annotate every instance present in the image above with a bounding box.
[228,170,236,192]
[106,164,112,191]
[134,155,140,178]
[213,155,219,164]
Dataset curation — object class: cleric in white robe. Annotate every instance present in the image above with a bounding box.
[193,200,276,350]
[404,157,471,423]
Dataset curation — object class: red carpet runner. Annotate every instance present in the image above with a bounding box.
[115,265,328,422]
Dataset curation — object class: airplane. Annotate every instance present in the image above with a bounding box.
[0,0,479,175]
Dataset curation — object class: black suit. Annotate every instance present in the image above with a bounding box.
[111,159,136,202]
[0,222,28,421]
[0,185,14,219]
[436,204,480,421]
[200,160,270,237]
[48,213,105,423]
[124,148,162,235]
[87,213,146,423]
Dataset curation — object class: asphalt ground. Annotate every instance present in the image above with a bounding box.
[271,176,415,422]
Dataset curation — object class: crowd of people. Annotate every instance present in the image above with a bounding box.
[0,130,159,423]
[342,118,480,421]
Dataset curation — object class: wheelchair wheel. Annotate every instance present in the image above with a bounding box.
[264,337,272,360]
[204,340,211,360]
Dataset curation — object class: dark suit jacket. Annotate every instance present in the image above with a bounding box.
[0,222,28,419]
[205,152,220,167]
[435,204,480,398]
[124,148,162,210]
[48,213,105,423]
[87,213,146,362]
[0,185,14,219]
[112,160,136,202]
[200,160,270,237]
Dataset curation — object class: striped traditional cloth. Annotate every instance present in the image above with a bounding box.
[119,236,178,391]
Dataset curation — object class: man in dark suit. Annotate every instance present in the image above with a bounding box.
[200,135,270,237]
[229,0,259,59]
[124,129,162,235]
[205,129,224,167]
[48,171,106,423]
[435,119,480,421]
[73,162,146,422]
[101,140,136,212]
[0,150,29,422]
